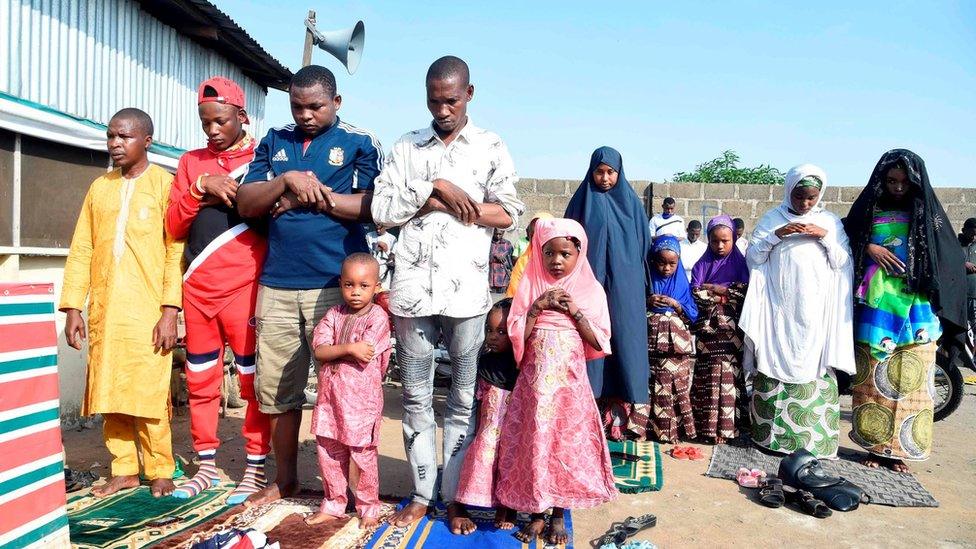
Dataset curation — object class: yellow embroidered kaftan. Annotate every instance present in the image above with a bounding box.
[60,164,184,420]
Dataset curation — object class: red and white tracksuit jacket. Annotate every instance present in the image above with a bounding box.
[166,136,270,457]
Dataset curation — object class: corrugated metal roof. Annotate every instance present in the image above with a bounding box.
[137,0,292,92]
[0,0,291,151]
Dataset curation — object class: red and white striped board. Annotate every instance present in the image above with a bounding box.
[0,283,69,548]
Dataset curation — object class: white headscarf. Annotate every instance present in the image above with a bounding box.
[740,164,856,384]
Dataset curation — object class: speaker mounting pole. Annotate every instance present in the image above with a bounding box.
[302,10,316,68]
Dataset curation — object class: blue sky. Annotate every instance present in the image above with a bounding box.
[217,1,976,188]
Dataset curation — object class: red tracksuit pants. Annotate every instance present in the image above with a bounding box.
[183,285,271,457]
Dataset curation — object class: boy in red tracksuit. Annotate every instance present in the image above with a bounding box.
[165,77,271,505]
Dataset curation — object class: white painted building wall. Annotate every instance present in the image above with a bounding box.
[0,0,268,150]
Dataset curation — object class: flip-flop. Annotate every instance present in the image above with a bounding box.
[685,447,705,461]
[670,446,689,460]
[602,514,657,546]
[611,451,642,462]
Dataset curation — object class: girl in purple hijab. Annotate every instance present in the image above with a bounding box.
[689,214,751,444]
[691,215,750,288]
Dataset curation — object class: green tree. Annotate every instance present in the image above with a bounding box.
[672,150,784,185]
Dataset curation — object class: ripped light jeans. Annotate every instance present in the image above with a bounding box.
[393,314,485,505]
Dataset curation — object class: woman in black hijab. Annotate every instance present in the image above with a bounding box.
[844,149,967,472]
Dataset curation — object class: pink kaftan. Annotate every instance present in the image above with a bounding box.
[311,303,392,447]
[495,328,618,513]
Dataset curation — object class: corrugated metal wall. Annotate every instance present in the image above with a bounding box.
[0,0,268,151]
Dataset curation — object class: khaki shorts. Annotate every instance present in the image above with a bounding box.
[254,285,343,414]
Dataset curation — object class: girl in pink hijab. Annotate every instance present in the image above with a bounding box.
[495,218,617,545]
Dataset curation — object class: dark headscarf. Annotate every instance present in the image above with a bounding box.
[844,149,968,343]
[565,146,652,404]
[650,235,699,322]
[690,215,750,287]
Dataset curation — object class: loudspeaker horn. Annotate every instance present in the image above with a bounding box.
[305,19,365,74]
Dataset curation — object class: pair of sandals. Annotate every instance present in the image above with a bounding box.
[757,477,832,519]
[670,446,705,460]
[64,469,100,493]
[597,513,657,547]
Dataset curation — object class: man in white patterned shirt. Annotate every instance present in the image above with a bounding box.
[371,56,523,534]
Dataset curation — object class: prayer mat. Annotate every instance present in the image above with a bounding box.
[221,494,394,549]
[67,485,237,548]
[365,499,573,548]
[609,440,663,493]
[705,441,939,507]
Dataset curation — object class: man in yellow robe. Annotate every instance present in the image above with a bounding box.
[60,108,184,498]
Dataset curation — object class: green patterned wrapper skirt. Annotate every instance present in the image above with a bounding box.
[849,342,935,461]
[750,370,841,458]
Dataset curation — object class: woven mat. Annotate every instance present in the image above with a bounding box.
[705,442,939,507]
[156,493,396,549]
[609,440,663,493]
[365,499,573,548]
[67,485,237,548]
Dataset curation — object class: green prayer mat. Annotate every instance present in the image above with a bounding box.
[67,485,234,548]
[609,440,663,493]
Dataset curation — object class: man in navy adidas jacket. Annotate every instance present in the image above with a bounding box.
[237,65,382,506]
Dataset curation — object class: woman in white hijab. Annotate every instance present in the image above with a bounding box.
[740,164,855,458]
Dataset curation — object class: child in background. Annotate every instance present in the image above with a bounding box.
[690,215,750,444]
[306,253,392,529]
[455,298,519,529]
[496,218,617,545]
[628,235,699,443]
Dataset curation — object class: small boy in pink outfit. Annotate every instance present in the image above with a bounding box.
[306,253,392,529]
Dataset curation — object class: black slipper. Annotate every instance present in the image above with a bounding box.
[610,451,641,462]
[600,513,657,545]
[757,477,785,508]
[784,486,832,518]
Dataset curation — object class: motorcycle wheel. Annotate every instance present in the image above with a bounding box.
[933,360,964,422]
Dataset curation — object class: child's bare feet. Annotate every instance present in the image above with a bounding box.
[150,478,176,497]
[359,516,379,530]
[514,513,546,543]
[91,475,139,498]
[544,510,569,545]
[305,512,342,526]
[494,507,516,530]
[447,502,476,535]
[244,480,299,507]
[388,501,428,528]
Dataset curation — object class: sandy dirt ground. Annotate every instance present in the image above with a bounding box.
[63,380,976,548]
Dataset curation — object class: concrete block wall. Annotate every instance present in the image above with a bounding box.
[512,179,974,238]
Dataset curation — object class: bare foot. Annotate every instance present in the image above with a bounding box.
[151,478,176,498]
[91,475,139,498]
[862,458,882,469]
[305,512,342,526]
[244,480,299,508]
[494,507,516,530]
[544,513,569,545]
[446,502,476,535]
[388,501,428,528]
[359,516,379,530]
[864,456,910,473]
[514,513,546,543]
[715,436,727,445]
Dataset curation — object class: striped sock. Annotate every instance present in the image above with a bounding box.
[172,451,220,499]
[226,455,267,505]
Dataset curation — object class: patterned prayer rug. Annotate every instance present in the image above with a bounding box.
[365,499,573,548]
[609,440,663,493]
[705,441,939,507]
[67,485,238,548]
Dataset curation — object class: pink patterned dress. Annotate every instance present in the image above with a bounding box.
[495,328,618,513]
[455,379,513,507]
